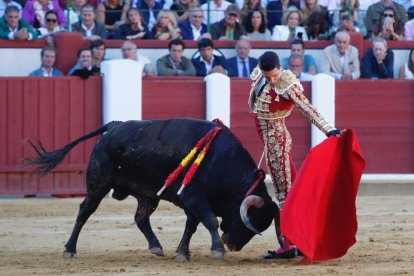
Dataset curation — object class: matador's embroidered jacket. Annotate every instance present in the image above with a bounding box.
[248,67,334,205]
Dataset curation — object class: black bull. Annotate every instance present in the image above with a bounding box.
[27,119,282,261]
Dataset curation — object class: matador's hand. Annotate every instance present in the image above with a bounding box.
[327,129,342,137]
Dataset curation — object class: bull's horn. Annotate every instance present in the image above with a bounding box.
[240,195,264,235]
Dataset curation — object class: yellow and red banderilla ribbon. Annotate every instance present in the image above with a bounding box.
[156,127,222,196]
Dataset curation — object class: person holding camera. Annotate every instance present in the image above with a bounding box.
[271,6,308,41]
[370,7,404,40]
[328,8,367,39]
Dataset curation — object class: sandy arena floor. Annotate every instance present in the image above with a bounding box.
[0,195,413,275]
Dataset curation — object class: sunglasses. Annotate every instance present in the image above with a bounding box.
[46,18,57,23]
[382,13,394,18]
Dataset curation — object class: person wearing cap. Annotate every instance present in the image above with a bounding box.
[248,51,341,259]
[210,3,247,40]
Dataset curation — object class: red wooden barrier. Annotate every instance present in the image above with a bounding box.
[0,77,413,195]
[142,77,205,119]
[0,77,102,194]
[336,80,414,173]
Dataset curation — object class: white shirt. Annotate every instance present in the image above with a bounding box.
[7,25,33,40]
[42,67,53,77]
[191,24,202,40]
[81,22,95,38]
[298,72,314,81]
[200,55,216,74]
[200,0,231,24]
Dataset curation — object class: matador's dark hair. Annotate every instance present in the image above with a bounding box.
[258,51,280,71]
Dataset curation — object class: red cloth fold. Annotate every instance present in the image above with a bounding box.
[280,129,366,262]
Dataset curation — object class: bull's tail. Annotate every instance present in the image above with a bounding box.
[26,121,122,175]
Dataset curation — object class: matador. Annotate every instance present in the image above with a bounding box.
[248,51,341,259]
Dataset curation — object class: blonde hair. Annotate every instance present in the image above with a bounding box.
[156,11,178,28]
[282,6,302,25]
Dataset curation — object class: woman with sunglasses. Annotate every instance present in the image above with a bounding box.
[37,10,65,45]
[22,0,66,28]
[371,7,404,40]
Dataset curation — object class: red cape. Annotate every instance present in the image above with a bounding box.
[281,129,366,262]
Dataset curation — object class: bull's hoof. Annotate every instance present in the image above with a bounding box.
[63,251,76,259]
[176,253,191,262]
[211,250,225,261]
[149,247,164,256]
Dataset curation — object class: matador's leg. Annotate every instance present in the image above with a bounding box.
[259,119,296,209]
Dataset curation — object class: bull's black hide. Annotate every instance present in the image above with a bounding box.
[27,119,279,261]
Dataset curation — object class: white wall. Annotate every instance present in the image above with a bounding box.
[0,47,410,78]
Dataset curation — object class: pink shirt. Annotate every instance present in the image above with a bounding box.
[404,20,414,40]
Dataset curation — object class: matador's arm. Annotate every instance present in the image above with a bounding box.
[287,83,336,135]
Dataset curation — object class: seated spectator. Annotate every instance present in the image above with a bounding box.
[281,38,317,74]
[29,46,63,76]
[370,7,404,40]
[271,6,308,41]
[331,0,362,22]
[266,0,300,31]
[152,10,181,40]
[399,48,414,79]
[364,0,408,35]
[0,6,38,40]
[301,0,331,27]
[288,53,314,81]
[71,4,107,40]
[191,37,228,76]
[70,48,100,79]
[178,7,208,40]
[200,0,231,25]
[22,0,66,28]
[64,0,87,30]
[240,0,265,24]
[121,40,156,76]
[37,10,65,41]
[135,0,163,31]
[156,38,195,76]
[244,9,271,41]
[0,0,22,18]
[110,7,152,39]
[96,0,129,32]
[320,31,360,80]
[90,39,106,70]
[170,0,199,23]
[227,38,258,77]
[210,4,247,40]
[361,37,394,79]
[328,8,367,39]
[305,11,329,40]
[404,18,414,40]
[408,5,414,20]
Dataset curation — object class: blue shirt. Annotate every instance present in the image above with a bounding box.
[282,55,317,74]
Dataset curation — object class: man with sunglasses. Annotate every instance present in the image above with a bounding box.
[364,0,408,33]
